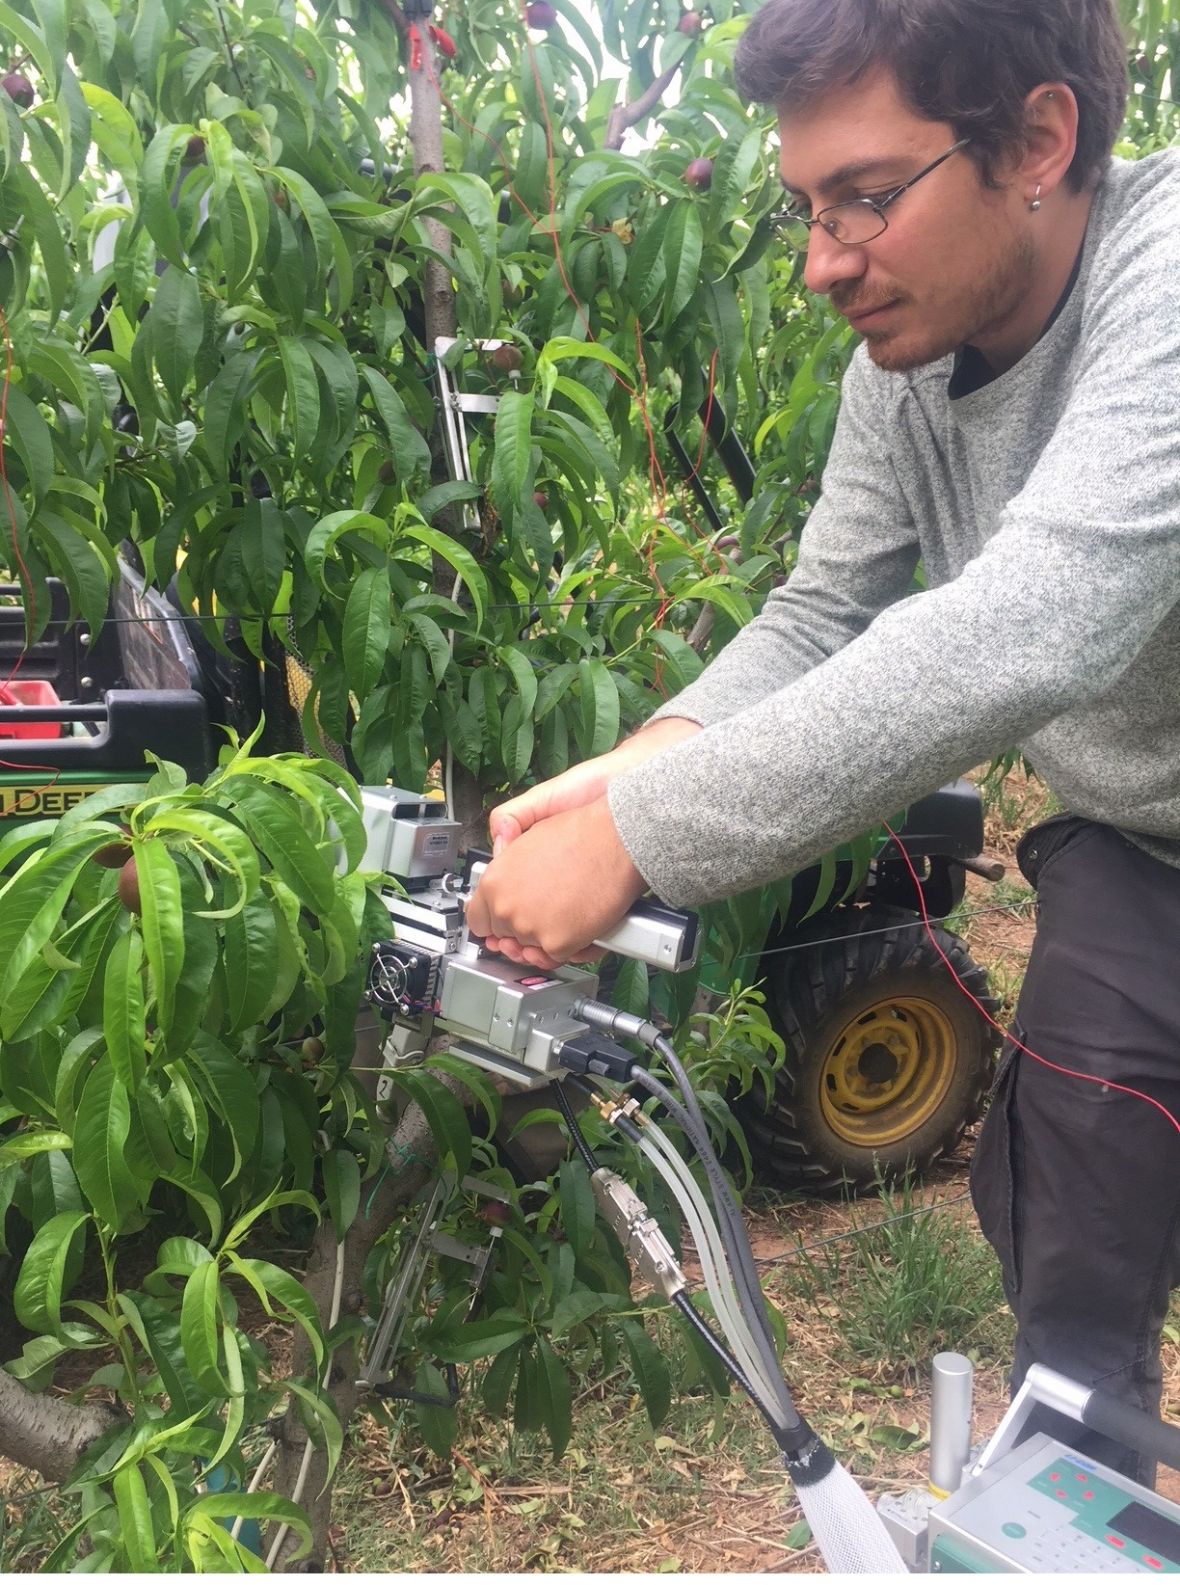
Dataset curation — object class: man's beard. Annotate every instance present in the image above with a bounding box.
[835,233,1039,374]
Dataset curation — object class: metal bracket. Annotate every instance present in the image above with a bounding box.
[358,1173,510,1391]
[432,336,519,534]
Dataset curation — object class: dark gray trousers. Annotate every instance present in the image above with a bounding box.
[970,814,1180,1485]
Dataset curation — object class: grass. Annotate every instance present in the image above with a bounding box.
[0,1469,77,1573]
[789,1179,1011,1373]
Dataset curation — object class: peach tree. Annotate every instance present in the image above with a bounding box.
[0,0,1170,1567]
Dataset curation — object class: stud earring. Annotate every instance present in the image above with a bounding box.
[1029,183,1042,211]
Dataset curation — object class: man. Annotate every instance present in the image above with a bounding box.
[468,0,1180,1480]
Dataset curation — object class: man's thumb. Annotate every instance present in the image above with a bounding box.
[490,810,524,855]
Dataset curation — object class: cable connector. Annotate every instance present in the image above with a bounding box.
[572,997,665,1049]
[590,1168,686,1300]
[551,1029,636,1083]
[593,1091,644,1127]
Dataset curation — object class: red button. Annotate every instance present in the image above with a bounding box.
[1056,1489,1069,1499]
[1146,1558,1162,1570]
[1076,1473,1088,1483]
[1107,1536,1126,1548]
[1050,1472,1061,1482]
[1083,1492,1095,1501]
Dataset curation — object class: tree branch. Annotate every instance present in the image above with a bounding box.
[0,1371,123,1486]
[605,60,685,151]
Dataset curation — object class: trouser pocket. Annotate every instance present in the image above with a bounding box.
[1016,813,1096,890]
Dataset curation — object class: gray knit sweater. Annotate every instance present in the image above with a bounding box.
[609,151,1180,908]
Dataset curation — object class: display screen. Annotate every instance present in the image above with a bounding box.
[1110,1500,1180,1564]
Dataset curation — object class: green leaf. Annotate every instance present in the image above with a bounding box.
[661,202,704,333]
[202,350,258,475]
[322,1147,360,1239]
[285,1379,344,1491]
[481,1341,520,1415]
[113,1464,157,1573]
[188,1034,260,1187]
[539,336,633,379]
[0,1129,72,1166]
[342,565,391,699]
[549,1289,607,1339]
[225,1255,324,1373]
[225,780,337,918]
[411,1360,457,1458]
[185,1493,311,1562]
[13,1208,88,1334]
[535,1335,572,1457]
[13,163,69,322]
[622,1317,673,1430]
[2,386,54,505]
[222,892,278,1032]
[430,1313,530,1363]
[279,337,322,461]
[180,1259,225,1396]
[142,808,260,918]
[393,1067,470,1180]
[102,927,147,1090]
[141,124,198,265]
[558,1156,596,1256]
[133,838,185,1034]
[401,523,488,631]
[357,366,431,481]
[491,389,536,527]
[73,1058,138,1232]
[578,658,620,757]
[0,825,114,1014]
[33,513,112,638]
[150,267,204,404]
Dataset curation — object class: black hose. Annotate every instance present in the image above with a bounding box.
[553,1082,600,1173]
[670,1291,787,1438]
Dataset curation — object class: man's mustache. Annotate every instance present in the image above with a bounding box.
[830,288,906,317]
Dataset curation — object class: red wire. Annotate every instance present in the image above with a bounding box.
[881,819,1180,1137]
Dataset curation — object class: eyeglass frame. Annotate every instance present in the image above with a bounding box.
[769,137,973,249]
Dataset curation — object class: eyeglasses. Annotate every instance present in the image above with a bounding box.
[769,138,972,250]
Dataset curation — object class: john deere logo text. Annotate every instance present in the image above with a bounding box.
[0,784,111,818]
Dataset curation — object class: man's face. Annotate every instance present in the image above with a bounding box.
[778,69,1034,371]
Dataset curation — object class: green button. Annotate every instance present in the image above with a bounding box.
[1002,1523,1027,1539]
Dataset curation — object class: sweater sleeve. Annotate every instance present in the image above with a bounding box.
[646,344,921,728]
[610,184,1180,907]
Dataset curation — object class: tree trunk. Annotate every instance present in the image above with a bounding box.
[0,1370,123,1486]
[409,29,457,348]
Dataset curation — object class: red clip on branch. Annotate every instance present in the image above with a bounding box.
[430,24,457,58]
[408,22,455,70]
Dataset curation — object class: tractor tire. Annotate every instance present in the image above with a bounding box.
[740,907,1001,1194]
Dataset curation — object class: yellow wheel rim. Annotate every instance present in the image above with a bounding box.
[817,995,957,1149]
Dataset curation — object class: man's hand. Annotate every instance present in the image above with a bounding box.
[490,716,701,855]
[467,796,647,971]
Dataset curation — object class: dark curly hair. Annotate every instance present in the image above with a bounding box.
[734,0,1129,192]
